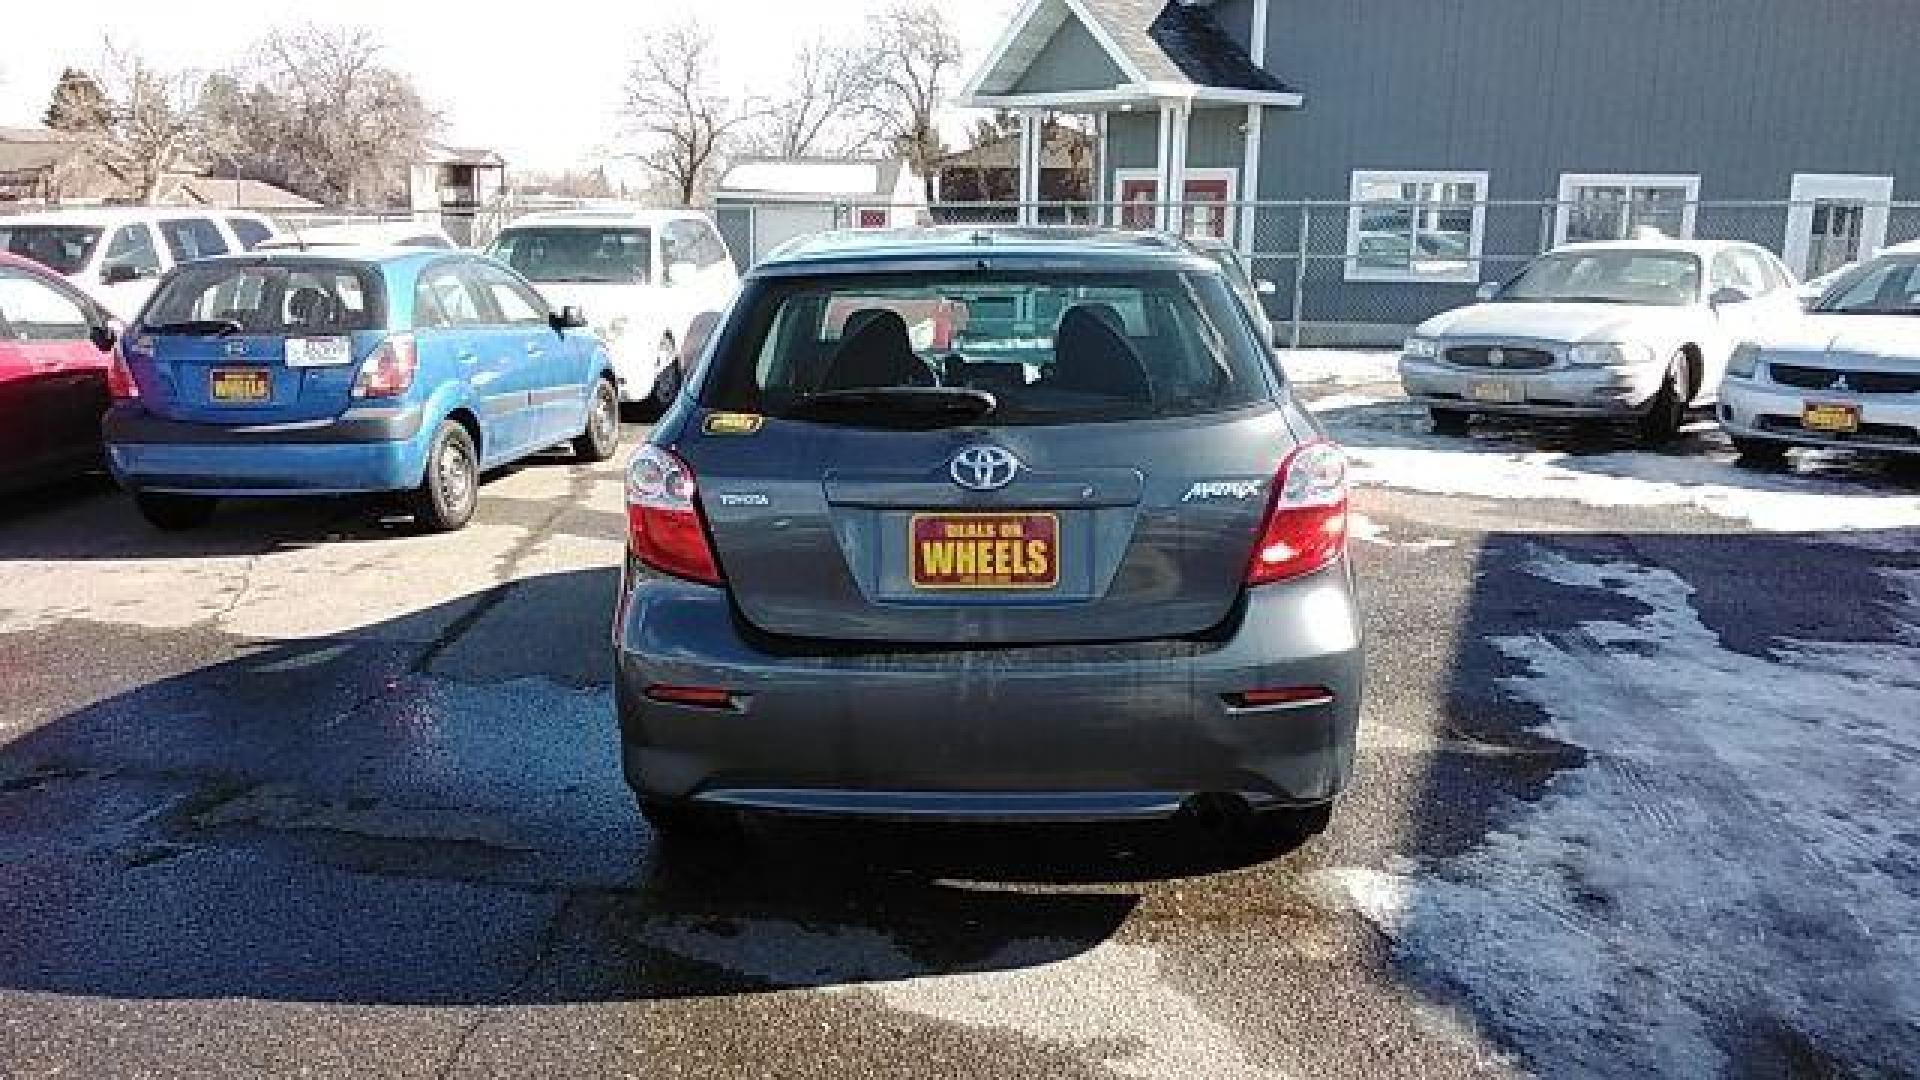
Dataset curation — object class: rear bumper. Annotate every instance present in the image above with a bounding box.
[613,565,1365,820]
[104,404,432,494]
[1719,378,1920,454]
[1400,355,1665,418]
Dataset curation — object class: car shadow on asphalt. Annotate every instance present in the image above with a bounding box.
[0,565,1307,1008]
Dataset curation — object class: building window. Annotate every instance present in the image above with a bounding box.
[1556,174,1700,245]
[1345,170,1488,283]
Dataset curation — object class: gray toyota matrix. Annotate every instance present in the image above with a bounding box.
[613,228,1363,842]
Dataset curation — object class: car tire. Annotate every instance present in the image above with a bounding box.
[134,492,217,531]
[647,334,681,417]
[572,378,621,463]
[637,797,745,850]
[1731,436,1789,465]
[1637,351,1690,446]
[1430,407,1472,436]
[411,420,479,532]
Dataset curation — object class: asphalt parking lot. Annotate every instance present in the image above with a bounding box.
[2,371,1918,1079]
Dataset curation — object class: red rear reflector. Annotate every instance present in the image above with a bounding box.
[1232,686,1336,709]
[645,684,735,708]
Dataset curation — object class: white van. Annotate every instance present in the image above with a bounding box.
[486,208,739,409]
[0,208,279,321]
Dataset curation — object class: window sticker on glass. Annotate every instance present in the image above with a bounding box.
[286,336,354,368]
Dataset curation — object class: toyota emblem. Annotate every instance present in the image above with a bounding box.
[948,445,1022,492]
[1487,348,1506,368]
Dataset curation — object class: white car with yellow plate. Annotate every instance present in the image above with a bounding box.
[1399,240,1801,444]
[1720,249,1920,461]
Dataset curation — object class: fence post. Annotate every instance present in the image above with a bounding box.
[1289,202,1310,350]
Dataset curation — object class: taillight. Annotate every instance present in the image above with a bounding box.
[106,343,140,400]
[351,335,417,399]
[1246,441,1348,585]
[626,445,723,585]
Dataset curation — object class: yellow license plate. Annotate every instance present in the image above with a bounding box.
[1469,380,1520,404]
[1802,402,1860,433]
[910,513,1059,590]
[210,367,272,403]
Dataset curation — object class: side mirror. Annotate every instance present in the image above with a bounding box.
[551,304,589,331]
[88,322,117,354]
[101,263,141,286]
[1710,287,1752,307]
[1475,281,1501,302]
[666,261,699,287]
[1254,278,1278,296]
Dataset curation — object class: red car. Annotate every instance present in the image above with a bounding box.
[0,251,119,495]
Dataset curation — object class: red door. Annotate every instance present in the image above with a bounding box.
[1119,178,1159,230]
[1182,178,1232,239]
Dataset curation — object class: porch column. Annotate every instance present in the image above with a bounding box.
[1162,102,1191,235]
[1153,104,1173,231]
[1017,110,1043,225]
[1239,103,1264,255]
[1095,111,1110,225]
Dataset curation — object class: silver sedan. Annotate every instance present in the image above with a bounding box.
[1399,240,1801,444]
[1720,250,1920,460]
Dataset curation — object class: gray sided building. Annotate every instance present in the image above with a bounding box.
[961,0,1920,338]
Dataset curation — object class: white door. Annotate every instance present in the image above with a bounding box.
[1784,174,1893,279]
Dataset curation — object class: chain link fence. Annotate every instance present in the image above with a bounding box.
[725,197,1920,348]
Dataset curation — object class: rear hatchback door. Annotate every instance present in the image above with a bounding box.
[129,260,387,425]
[681,260,1295,646]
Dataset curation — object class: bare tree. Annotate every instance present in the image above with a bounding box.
[865,1,961,201]
[622,20,756,206]
[752,40,875,159]
[94,41,208,202]
[238,25,438,206]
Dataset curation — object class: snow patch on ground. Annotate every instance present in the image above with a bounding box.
[1277,349,1401,387]
[1313,398,1920,531]
[1334,550,1920,1076]
[643,919,1282,1078]
[1349,512,1456,551]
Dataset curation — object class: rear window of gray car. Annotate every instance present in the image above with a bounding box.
[145,262,383,334]
[705,270,1276,425]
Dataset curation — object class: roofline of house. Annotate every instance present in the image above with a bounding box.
[964,83,1303,110]
[960,0,1154,102]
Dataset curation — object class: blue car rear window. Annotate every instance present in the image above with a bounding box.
[146,262,383,335]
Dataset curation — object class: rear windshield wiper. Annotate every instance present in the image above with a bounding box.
[145,318,243,337]
[789,387,998,429]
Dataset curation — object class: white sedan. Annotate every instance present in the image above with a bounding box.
[1399,240,1802,444]
[1721,249,1920,460]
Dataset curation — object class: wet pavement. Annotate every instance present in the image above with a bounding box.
[1,403,1916,1079]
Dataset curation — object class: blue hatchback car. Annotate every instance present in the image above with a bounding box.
[104,249,622,531]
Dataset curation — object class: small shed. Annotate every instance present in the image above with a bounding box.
[713,157,926,266]
[409,143,506,246]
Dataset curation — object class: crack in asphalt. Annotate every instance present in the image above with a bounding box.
[432,892,580,1080]
[205,553,263,629]
[409,465,598,678]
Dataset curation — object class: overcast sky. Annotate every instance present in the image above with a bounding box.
[0,0,1018,171]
